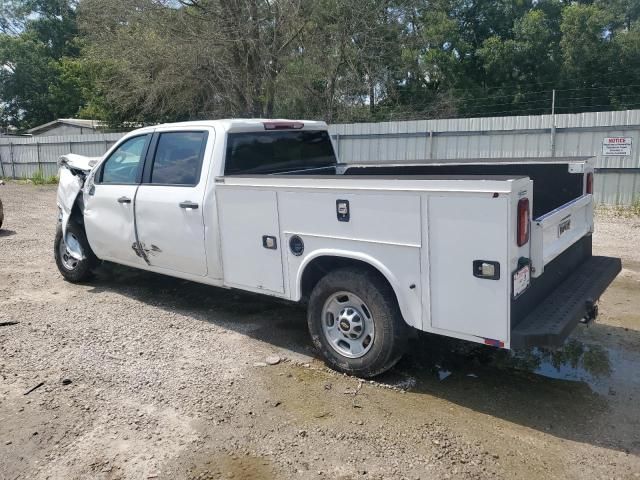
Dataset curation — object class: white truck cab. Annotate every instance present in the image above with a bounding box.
[55,119,621,377]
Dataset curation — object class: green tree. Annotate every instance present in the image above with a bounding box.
[79,0,310,121]
[0,0,88,130]
[476,9,560,116]
[7,0,640,126]
[559,3,616,112]
[596,0,640,31]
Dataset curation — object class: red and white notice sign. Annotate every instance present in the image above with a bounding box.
[602,137,632,156]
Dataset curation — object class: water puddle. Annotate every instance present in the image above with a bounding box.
[505,341,612,386]
[388,334,639,397]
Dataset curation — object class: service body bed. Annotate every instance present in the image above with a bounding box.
[215,173,619,349]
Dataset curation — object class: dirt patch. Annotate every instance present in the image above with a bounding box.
[1,183,640,479]
[176,452,276,480]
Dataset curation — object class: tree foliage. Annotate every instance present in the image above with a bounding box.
[0,0,89,130]
[3,0,640,129]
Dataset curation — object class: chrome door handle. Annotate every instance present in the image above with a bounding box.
[179,201,199,209]
[117,196,132,204]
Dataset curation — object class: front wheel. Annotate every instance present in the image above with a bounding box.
[307,267,408,378]
[54,222,98,282]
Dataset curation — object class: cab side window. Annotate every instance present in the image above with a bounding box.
[149,131,207,186]
[100,135,149,184]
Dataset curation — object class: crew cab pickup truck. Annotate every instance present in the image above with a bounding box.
[55,119,621,377]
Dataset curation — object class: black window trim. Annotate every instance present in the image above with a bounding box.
[95,133,152,185]
[141,130,209,187]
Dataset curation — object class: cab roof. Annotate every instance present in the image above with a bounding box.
[132,119,328,135]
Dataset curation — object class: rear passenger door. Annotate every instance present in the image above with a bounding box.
[134,129,210,277]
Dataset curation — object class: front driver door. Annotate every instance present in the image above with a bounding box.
[84,134,151,266]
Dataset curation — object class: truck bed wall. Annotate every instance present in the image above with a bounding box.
[344,164,583,219]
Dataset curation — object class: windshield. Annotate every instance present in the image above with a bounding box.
[224,130,337,175]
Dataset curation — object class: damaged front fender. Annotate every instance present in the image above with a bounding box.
[56,154,100,258]
[57,168,85,259]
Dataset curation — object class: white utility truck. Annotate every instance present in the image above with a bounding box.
[55,119,621,377]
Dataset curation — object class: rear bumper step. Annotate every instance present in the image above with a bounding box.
[511,256,621,349]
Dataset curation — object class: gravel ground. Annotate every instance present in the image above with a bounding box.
[1,182,639,480]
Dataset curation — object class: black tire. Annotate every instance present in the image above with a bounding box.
[307,266,408,378]
[0,198,3,230]
[54,221,99,282]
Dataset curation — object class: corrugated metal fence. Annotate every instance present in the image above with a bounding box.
[329,110,640,205]
[1,110,639,205]
[0,132,125,179]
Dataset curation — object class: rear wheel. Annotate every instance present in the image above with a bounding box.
[307,266,408,378]
[54,222,98,282]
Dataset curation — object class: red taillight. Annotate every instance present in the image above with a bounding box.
[517,198,530,247]
[586,172,594,194]
[263,121,304,130]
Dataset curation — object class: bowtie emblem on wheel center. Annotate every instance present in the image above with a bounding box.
[338,308,364,339]
[321,291,376,359]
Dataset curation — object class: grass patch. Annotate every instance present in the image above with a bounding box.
[1,171,59,185]
[597,198,640,218]
[30,169,59,185]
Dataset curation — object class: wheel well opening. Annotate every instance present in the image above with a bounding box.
[69,195,85,226]
[300,256,397,305]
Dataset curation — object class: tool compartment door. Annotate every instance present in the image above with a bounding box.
[428,195,509,342]
[217,187,284,294]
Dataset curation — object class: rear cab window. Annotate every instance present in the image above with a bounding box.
[224,130,337,175]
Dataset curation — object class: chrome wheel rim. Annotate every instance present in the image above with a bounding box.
[321,291,375,359]
[59,232,81,270]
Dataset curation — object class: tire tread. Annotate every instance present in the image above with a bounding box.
[54,222,98,283]
[307,266,408,378]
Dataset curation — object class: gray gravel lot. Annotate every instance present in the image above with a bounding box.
[1,182,639,480]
